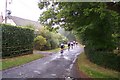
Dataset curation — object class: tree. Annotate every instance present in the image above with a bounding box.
[39,2,120,50]
[38,2,120,71]
[37,28,67,50]
[34,36,47,50]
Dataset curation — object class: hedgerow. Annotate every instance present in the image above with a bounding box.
[1,24,34,58]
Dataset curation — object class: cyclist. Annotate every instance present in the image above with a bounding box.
[73,41,76,46]
[76,42,78,46]
[71,42,74,49]
[67,42,71,51]
[60,43,65,55]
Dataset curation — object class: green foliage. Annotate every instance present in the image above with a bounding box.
[37,28,67,50]
[1,24,34,58]
[43,41,51,50]
[34,36,47,50]
[56,33,68,44]
[58,28,76,41]
[85,47,120,71]
[38,2,120,71]
[77,53,120,78]
[38,2,50,10]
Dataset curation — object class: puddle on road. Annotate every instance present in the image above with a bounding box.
[62,56,71,60]
[44,61,49,64]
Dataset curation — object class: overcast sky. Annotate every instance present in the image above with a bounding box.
[0,0,42,21]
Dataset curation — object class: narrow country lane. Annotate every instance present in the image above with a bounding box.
[2,46,84,79]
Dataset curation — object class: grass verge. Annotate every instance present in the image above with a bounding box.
[42,45,68,53]
[45,48,61,53]
[1,54,44,70]
[77,53,120,79]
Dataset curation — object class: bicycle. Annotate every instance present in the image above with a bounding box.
[68,46,70,51]
[60,48,64,55]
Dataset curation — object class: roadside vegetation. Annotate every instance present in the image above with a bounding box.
[1,24,34,58]
[1,23,68,70]
[39,2,120,72]
[77,53,120,79]
[1,54,44,70]
[42,44,68,53]
[44,47,60,52]
[34,27,68,51]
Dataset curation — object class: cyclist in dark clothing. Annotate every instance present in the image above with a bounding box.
[71,42,74,49]
[67,42,71,51]
[60,43,64,55]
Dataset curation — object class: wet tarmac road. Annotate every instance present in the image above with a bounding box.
[1,46,84,79]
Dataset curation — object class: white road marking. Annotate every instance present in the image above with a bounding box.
[34,71,41,74]
[18,72,25,76]
[63,56,71,60]
[44,61,49,64]
[65,77,73,80]
[44,55,59,64]
[66,69,70,72]
[69,64,73,70]
[73,57,77,63]
[19,72,22,76]
[68,52,80,74]
[51,74,56,76]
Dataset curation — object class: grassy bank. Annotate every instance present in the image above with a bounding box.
[1,54,44,70]
[77,53,120,79]
[45,48,60,53]
[42,44,68,53]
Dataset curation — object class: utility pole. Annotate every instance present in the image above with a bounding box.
[5,0,7,24]
[4,0,12,24]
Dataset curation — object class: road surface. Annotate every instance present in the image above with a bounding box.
[2,46,84,79]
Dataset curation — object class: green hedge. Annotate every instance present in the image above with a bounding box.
[1,24,34,58]
[84,47,120,72]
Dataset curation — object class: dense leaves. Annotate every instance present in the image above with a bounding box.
[34,36,47,50]
[39,2,120,51]
[35,28,68,50]
[38,2,120,71]
[1,24,34,58]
